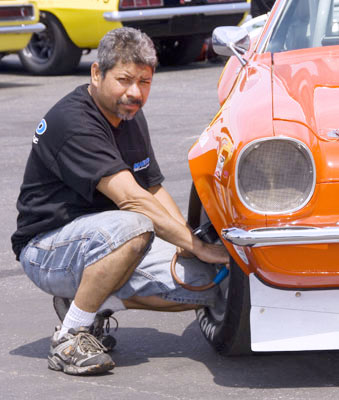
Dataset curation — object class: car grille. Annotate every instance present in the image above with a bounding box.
[236,138,315,214]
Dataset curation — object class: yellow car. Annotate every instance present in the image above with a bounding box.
[19,0,249,75]
[0,0,44,57]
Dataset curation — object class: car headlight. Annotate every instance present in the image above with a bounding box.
[235,138,316,214]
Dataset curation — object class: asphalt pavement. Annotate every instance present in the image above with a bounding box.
[1,52,339,400]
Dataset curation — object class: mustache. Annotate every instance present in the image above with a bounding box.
[117,98,142,107]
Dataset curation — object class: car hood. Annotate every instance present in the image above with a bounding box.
[272,47,339,139]
[272,47,339,182]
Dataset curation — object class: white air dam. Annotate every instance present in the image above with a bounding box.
[250,273,339,351]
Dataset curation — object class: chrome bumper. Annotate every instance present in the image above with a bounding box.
[222,226,339,247]
[0,22,45,35]
[103,2,250,22]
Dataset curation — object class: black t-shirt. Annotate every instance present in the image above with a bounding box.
[11,84,164,259]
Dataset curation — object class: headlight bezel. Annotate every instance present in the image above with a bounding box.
[235,137,316,215]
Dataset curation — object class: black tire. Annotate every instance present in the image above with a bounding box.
[19,12,82,75]
[156,35,205,66]
[188,183,251,355]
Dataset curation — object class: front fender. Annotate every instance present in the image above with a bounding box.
[36,0,122,48]
[189,54,273,274]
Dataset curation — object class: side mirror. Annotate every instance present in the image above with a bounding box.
[212,26,250,66]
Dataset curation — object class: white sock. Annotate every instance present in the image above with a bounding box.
[59,301,96,339]
[98,295,126,313]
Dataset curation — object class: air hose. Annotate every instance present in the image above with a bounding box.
[170,223,230,291]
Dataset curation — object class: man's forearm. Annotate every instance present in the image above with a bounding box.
[97,171,229,265]
[148,184,188,227]
[97,171,197,250]
[117,193,200,253]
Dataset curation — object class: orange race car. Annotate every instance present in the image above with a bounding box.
[187,0,339,355]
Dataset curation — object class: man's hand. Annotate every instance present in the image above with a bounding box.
[193,238,230,266]
[176,246,194,258]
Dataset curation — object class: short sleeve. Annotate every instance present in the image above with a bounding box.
[143,142,164,187]
[52,131,129,203]
[126,110,164,188]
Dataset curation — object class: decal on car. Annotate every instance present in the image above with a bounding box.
[234,245,249,265]
[198,130,209,148]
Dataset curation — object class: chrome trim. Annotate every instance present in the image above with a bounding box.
[256,0,287,53]
[0,22,44,34]
[222,226,339,247]
[235,137,316,215]
[103,2,250,22]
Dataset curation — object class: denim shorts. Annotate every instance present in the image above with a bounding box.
[19,210,220,307]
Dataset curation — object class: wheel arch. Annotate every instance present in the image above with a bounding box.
[37,6,122,49]
[39,10,77,47]
[19,10,83,75]
[189,173,251,276]
[187,181,251,355]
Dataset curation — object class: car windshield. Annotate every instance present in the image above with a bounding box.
[265,0,339,53]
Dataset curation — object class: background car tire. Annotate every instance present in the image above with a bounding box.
[19,12,82,75]
[188,183,252,355]
[156,35,205,66]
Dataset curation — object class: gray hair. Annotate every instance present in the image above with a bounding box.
[97,27,158,77]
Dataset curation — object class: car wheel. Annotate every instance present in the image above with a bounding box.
[156,35,205,66]
[19,12,82,75]
[188,183,252,355]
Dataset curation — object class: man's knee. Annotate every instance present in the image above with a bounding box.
[127,231,153,258]
[86,230,153,274]
[81,231,153,292]
[99,211,154,245]
[113,212,154,258]
[105,210,153,233]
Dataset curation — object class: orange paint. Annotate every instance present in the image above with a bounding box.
[189,0,339,288]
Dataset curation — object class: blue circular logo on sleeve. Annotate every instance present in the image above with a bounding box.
[35,119,47,135]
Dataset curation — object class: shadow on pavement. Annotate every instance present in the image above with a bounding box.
[9,320,339,389]
[112,321,339,389]
[0,82,41,89]
[10,337,50,359]
[0,58,29,76]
